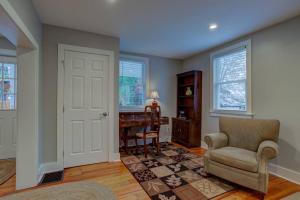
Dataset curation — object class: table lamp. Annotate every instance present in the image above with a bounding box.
[150,90,159,106]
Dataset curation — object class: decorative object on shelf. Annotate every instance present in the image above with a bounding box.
[179,110,186,119]
[150,90,159,106]
[185,86,193,96]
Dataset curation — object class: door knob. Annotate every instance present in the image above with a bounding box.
[100,112,108,119]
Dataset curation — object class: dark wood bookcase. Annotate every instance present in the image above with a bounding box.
[172,70,202,147]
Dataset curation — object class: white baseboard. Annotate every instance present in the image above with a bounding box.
[160,136,171,142]
[37,162,63,183]
[38,153,122,182]
[110,153,121,162]
[37,165,44,183]
[269,163,300,185]
[201,140,208,149]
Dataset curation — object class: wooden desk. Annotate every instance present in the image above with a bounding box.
[119,112,169,152]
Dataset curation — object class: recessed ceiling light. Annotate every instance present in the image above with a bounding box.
[209,23,218,31]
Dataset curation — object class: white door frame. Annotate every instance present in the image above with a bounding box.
[0,1,41,189]
[57,44,115,169]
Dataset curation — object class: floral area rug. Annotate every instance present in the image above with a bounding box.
[120,142,236,200]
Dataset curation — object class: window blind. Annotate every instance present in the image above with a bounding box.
[213,47,247,111]
[119,59,145,108]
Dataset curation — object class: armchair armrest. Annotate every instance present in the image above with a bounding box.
[257,140,279,160]
[204,132,228,150]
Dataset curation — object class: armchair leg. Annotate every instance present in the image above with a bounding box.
[256,191,265,200]
[201,171,209,178]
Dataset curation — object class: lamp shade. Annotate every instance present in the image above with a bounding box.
[150,90,159,99]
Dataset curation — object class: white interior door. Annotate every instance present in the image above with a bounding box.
[0,57,17,159]
[0,111,17,159]
[63,50,109,168]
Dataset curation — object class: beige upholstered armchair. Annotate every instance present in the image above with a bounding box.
[204,117,280,194]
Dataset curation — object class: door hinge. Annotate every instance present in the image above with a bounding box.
[63,106,65,112]
[63,151,64,157]
[62,60,65,69]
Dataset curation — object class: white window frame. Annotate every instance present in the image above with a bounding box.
[119,54,149,111]
[210,39,253,118]
[0,55,17,111]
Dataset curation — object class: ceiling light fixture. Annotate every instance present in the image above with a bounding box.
[209,23,218,31]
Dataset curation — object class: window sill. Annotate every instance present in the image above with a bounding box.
[0,109,16,111]
[209,111,254,119]
[119,108,145,112]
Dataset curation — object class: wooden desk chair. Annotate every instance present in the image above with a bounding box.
[135,105,161,158]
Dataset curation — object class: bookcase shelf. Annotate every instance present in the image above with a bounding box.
[178,83,195,87]
[178,96,194,98]
[178,105,194,108]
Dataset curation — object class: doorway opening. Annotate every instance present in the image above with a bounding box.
[0,35,17,186]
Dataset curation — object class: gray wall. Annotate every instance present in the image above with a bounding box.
[122,52,182,140]
[0,37,15,50]
[42,24,120,163]
[183,16,300,172]
[9,0,42,44]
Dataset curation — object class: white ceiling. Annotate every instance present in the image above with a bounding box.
[32,0,300,59]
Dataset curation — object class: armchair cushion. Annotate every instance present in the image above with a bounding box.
[204,132,228,150]
[209,147,258,173]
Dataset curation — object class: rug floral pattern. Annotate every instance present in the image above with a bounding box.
[121,143,236,200]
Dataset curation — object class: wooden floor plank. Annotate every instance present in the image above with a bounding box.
[0,145,299,199]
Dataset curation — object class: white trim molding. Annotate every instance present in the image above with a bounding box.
[38,162,62,183]
[109,153,121,162]
[0,0,41,190]
[210,39,253,117]
[209,111,254,119]
[269,163,300,185]
[0,55,17,63]
[57,44,116,169]
[201,140,208,149]
[0,49,16,57]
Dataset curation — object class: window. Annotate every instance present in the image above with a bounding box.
[210,40,252,116]
[0,56,17,110]
[119,55,149,110]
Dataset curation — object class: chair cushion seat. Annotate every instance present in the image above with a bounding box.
[136,132,158,138]
[209,147,258,173]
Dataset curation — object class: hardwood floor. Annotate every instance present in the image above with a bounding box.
[0,145,299,199]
